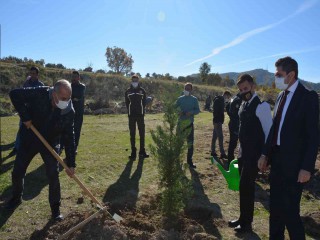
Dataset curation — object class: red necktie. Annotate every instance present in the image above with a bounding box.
[272,90,290,146]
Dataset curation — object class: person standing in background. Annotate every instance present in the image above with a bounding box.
[71,71,86,154]
[125,74,149,160]
[176,82,200,168]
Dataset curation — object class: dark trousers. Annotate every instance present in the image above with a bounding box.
[129,115,145,151]
[12,132,61,212]
[178,122,194,164]
[186,124,194,163]
[227,125,239,163]
[211,122,225,155]
[269,148,305,240]
[238,156,258,225]
[74,114,83,148]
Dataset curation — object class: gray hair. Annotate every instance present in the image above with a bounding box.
[54,79,72,94]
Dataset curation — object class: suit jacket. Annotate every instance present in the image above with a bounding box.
[263,82,319,178]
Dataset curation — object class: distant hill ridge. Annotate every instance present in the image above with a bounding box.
[190,69,320,91]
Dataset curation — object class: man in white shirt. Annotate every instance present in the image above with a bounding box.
[228,74,272,233]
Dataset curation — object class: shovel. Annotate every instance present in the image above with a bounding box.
[29,125,123,237]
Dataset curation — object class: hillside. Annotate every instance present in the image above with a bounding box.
[0,62,279,116]
[191,69,320,91]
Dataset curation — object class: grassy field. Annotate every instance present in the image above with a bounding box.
[0,113,319,240]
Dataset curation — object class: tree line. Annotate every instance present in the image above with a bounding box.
[1,47,236,87]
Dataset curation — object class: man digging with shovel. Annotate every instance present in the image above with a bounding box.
[6,80,76,221]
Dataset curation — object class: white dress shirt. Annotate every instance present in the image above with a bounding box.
[273,80,299,145]
[238,93,273,158]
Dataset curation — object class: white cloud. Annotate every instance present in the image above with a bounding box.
[214,46,320,69]
[185,0,318,66]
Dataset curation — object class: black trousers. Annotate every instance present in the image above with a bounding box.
[129,115,145,151]
[74,114,83,148]
[269,148,305,240]
[186,123,194,163]
[238,155,258,225]
[178,122,194,164]
[227,125,239,163]
[11,131,61,212]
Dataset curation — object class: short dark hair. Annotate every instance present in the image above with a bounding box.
[223,91,231,97]
[131,74,139,80]
[275,56,298,80]
[72,70,80,77]
[184,82,193,90]
[30,66,39,74]
[237,74,254,85]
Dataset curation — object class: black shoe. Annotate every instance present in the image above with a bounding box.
[52,214,64,222]
[220,153,228,159]
[234,224,252,233]
[188,163,197,169]
[129,148,137,161]
[139,150,149,159]
[5,197,22,210]
[228,219,240,228]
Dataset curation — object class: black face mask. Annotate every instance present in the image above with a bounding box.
[240,91,253,101]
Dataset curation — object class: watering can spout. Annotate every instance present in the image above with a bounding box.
[211,157,228,178]
[210,157,240,191]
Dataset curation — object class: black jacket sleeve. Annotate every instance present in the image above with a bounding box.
[302,90,319,172]
[61,111,76,168]
[125,89,130,109]
[9,86,49,122]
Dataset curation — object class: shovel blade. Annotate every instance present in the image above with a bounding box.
[113,213,123,223]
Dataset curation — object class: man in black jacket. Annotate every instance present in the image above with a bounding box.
[71,71,86,153]
[6,80,76,221]
[228,74,272,233]
[258,57,319,239]
[226,93,242,164]
[125,74,149,160]
[211,91,231,159]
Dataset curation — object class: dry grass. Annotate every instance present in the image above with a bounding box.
[0,113,319,240]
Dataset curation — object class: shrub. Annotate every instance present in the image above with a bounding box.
[150,87,192,220]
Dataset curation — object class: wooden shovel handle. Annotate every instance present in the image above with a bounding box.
[30,124,104,208]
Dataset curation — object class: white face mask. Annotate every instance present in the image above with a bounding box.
[131,82,139,88]
[183,90,190,96]
[275,76,288,90]
[56,99,70,110]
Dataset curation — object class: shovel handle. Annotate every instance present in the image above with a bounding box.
[30,124,104,208]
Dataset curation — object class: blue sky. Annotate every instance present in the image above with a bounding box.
[1,0,320,82]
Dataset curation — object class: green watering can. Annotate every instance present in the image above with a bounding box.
[210,157,240,191]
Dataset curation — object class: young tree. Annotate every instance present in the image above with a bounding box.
[105,46,134,75]
[150,88,192,220]
[199,62,211,83]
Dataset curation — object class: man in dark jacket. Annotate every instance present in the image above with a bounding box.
[258,57,319,239]
[226,93,242,164]
[6,80,76,221]
[14,66,44,152]
[125,74,149,160]
[211,91,231,159]
[71,71,86,153]
[228,74,272,233]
